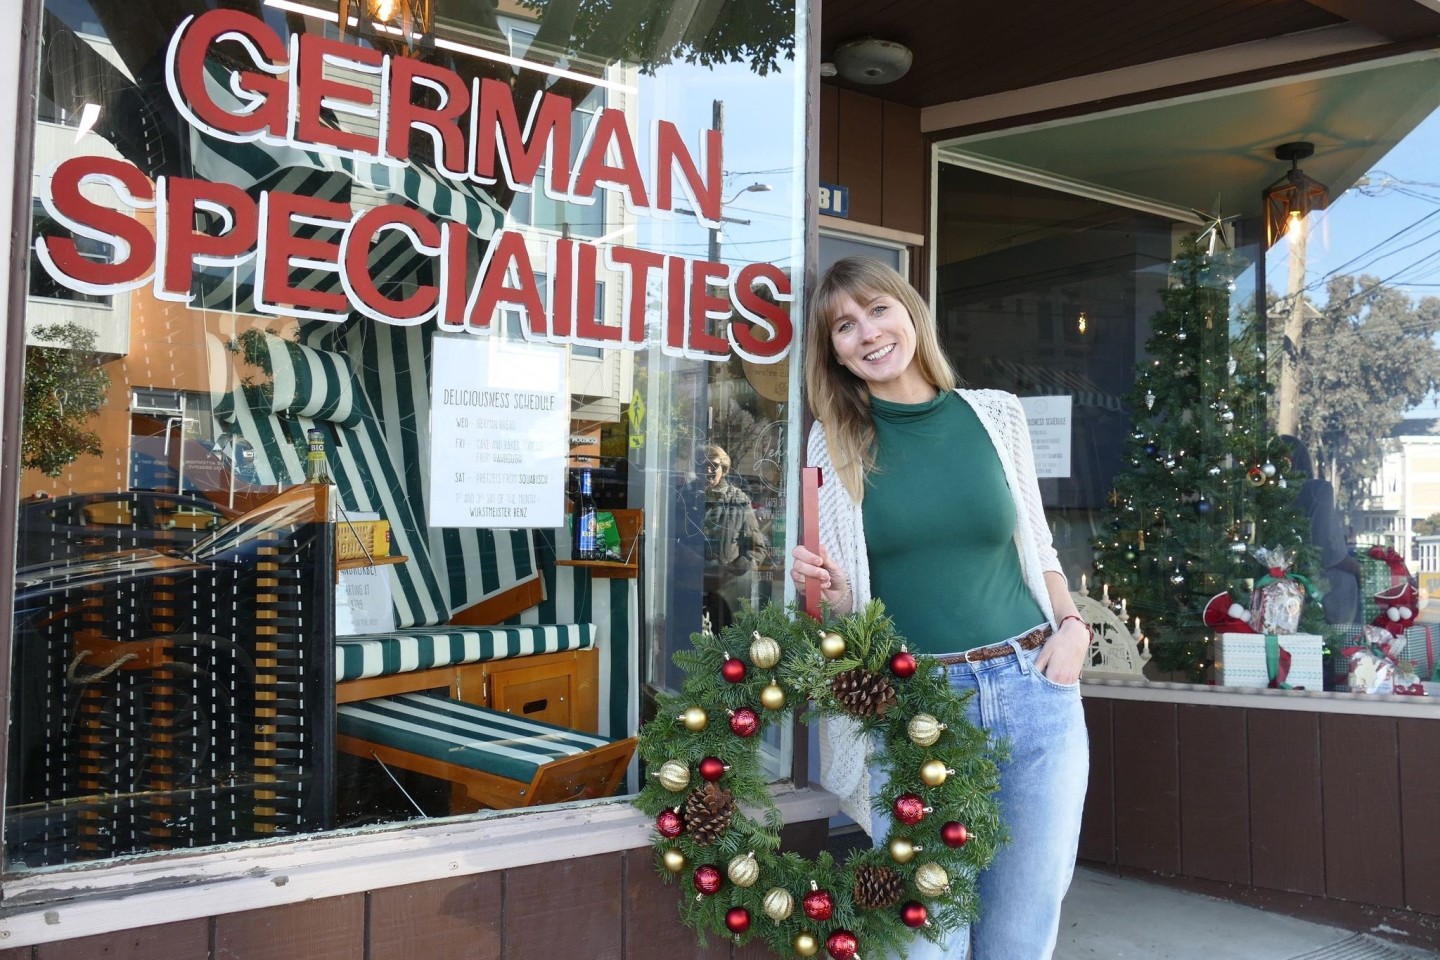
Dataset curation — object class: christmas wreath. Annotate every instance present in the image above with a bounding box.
[634,600,1005,959]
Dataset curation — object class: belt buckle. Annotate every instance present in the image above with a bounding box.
[962,647,985,664]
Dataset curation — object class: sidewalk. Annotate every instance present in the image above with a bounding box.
[1058,866,1438,959]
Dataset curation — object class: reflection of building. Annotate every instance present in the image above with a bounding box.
[1356,423,1440,569]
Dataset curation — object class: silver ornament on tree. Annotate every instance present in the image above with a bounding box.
[907,713,946,747]
[763,887,794,923]
[656,760,690,792]
[1145,390,1156,410]
[914,863,950,897]
[749,631,781,669]
[727,851,760,887]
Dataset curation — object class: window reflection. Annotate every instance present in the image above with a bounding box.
[9,0,802,870]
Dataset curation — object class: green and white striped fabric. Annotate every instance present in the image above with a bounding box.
[214,331,541,627]
[509,530,640,783]
[335,623,594,682]
[255,334,362,427]
[337,692,617,785]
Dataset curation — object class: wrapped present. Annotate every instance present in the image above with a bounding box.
[1340,625,1428,694]
[1216,632,1324,690]
[1359,546,1411,623]
[1249,547,1318,635]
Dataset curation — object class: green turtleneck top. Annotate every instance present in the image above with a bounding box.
[862,391,1046,654]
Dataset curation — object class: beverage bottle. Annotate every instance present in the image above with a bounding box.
[577,468,598,560]
[305,428,330,484]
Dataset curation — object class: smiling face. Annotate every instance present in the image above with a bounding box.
[828,291,935,403]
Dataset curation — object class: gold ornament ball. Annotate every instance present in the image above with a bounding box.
[907,714,946,747]
[728,852,760,888]
[680,707,709,731]
[920,759,951,787]
[915,862,950,897]
[888,837,917,864]
[750,632,782,669]
[763,887,794,922]
[657,760,690,792]
[819,631,847,659]
[794,932,819,957]
[662,848,686,872]
[760,682,787,710]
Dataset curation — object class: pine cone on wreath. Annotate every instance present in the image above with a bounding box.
[683,781,737,844]
[853,865,905,910]
[831,667,897,717]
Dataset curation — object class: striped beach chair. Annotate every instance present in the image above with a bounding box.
[337,693,634,810]
[211,331,640,806]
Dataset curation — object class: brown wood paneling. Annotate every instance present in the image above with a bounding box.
[624,851,730,960]
[1321,714,1404,908]
[1078,697,1114,864]
[1178,704,1249,884]
[1249,710,1325,895]
[834,89,884,226]
[505,852,623,960]
[1111,700,1180,873]
[1399,718,1440,914]
[0,948,35,960]
[215,894,364,960]
[880,101,924,236]
[820,0,1340,108]
[34,920,208,960]
[369,874,502,960]
[818,83,839,186]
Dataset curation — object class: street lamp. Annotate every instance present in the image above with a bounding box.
[677,182,772,262]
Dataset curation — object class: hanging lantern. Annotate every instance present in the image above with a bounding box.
[1264,142,1328,247]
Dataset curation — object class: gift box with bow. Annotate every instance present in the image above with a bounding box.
[1205,592,1323,690]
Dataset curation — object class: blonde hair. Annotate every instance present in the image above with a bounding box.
[804,257,957,501]
[703,444,730,470]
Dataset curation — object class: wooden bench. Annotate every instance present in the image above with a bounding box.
[337,693,636,811]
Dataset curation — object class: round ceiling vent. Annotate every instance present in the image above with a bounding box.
[832,37,913,85]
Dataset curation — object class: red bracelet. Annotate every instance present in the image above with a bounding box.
[1060,614,1092,638]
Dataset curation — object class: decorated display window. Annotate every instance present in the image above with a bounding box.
[933,55,1440,698]
[5,0,804,871]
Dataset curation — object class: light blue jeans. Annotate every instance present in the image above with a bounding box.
[870,636,1089,960]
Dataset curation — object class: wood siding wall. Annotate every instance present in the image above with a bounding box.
[817,84,925,237]
[0,822,826,960]
[1081,698,1440,946]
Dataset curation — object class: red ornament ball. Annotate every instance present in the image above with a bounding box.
[699,757,728,781]
[725,906,751,934]
[656,810,683,838]
[940,821,970,848]
[826,930,859,960]
[694,865,723,895]
[729,707,760,738]
[889,650,918,679]
[802,888,834,922]
[893,793,928,826]
[721,657,747,683]
[900,901,928,928]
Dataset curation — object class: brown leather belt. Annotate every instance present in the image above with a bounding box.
[934,625,1052,666]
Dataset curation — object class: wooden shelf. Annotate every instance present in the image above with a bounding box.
[555,508,642,578]
[555,558,637,578]
[337,554,409,571]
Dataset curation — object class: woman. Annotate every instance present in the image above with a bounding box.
[789,257,1089,959]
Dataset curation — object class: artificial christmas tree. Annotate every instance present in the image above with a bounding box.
[1090,235,1320,679]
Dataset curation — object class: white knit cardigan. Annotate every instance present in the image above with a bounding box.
[809,388,1063,830]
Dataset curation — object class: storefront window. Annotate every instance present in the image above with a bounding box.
[7,0,803,871]
[934,55,1440,695]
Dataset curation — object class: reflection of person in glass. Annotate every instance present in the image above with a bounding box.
[1281,435,1361,624]
[700,444,765,629]
[789,257,1088,960]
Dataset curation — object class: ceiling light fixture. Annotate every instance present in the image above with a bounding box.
[831,37,912,85]
[1263,141,1328,246]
